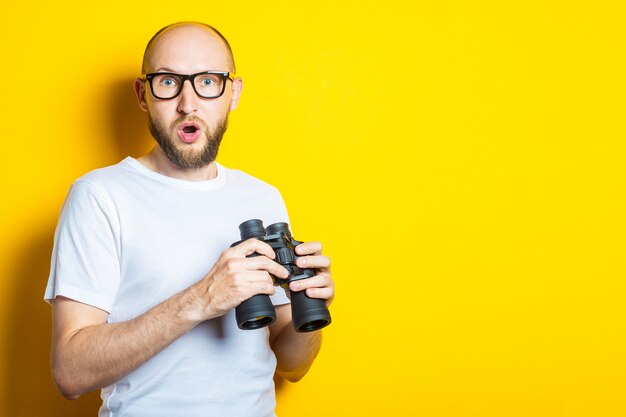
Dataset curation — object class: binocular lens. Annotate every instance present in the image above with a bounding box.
[236,294,276,329]
[239,316,274,329]
[290,290,332,332]
[297,319,331,332]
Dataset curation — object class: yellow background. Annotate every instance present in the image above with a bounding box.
[1,1,625,416]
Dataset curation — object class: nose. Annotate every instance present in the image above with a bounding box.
[176,80,199,115]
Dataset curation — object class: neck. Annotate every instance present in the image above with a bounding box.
[137,147,218,181]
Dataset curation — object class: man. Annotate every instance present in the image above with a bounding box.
[44,22,334,417]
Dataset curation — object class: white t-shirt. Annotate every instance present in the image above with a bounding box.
[45,157,291,417]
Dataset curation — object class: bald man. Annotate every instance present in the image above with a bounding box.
[45,23,334,417]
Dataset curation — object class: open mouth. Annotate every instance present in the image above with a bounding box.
[178,121,202,143]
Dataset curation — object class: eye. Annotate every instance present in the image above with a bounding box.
[199,77,215,87]
[159,77,178,88]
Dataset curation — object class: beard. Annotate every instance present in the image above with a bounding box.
[148,113,228,169]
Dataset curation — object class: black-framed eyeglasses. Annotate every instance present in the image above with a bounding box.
[143,71,236,99]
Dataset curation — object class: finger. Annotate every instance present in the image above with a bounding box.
[288,272,332,292]
[295,241,322,256]
[246,274,278,295]
[234,275,276,300]
[241,257,289,279]
[236,270,275,284]
[231,238,275,259]
[296,255,330,270]
[304,286,334,303]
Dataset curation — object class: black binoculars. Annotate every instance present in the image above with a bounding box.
[231,219,332,333]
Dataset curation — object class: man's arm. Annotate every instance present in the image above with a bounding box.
[269,241,334,382]
[51,239,289,399]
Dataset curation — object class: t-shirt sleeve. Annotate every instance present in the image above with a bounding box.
[44,180,121,312]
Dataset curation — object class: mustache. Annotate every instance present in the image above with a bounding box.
[171,115,208,131]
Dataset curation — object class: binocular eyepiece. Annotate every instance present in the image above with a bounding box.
[232,219,332,333]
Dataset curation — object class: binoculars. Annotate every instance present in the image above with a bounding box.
[231,219,332,333]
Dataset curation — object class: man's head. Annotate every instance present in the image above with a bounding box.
[134,22,242,169]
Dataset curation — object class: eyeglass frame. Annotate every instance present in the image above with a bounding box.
[142,71,236,100]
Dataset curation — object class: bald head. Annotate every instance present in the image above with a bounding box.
[141,22,236,74]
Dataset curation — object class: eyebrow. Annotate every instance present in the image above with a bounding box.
[154,67,178,72]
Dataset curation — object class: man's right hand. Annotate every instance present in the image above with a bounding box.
[188,238,290,322]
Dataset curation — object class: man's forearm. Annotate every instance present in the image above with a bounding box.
[51,240,288,399]
[272,324,323,382]
[52,284,205,399]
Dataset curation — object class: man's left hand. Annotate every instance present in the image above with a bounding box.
[289,241,334,306]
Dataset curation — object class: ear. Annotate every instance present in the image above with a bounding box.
[229,77,244,111]
[133,78,149,112]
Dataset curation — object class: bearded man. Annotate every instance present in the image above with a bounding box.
[44,22,334,417]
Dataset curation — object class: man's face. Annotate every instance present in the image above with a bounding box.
[135,25,241,169]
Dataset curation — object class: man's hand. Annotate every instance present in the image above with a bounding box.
[190,238,290,322]
[287,241,334,306]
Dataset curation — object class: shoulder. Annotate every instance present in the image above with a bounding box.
[75,158,133,188]
[62,159,136,212]
[67,158,148,204]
